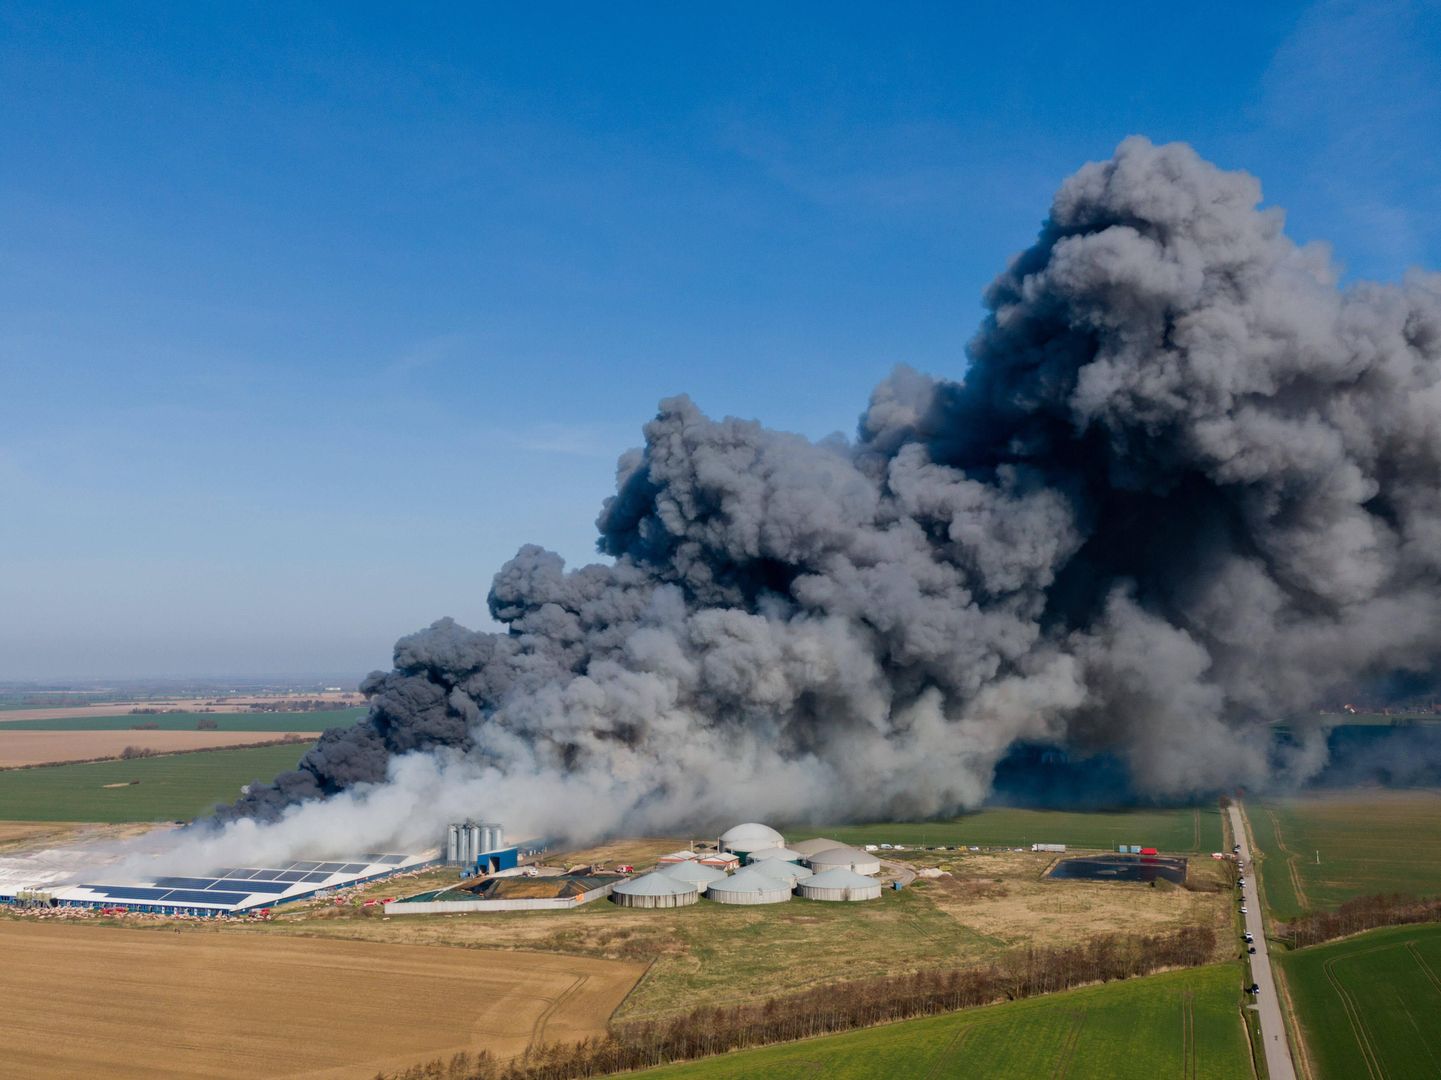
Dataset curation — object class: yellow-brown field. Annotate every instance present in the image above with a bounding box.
[0,729,321,767]
[0,920,645,1078]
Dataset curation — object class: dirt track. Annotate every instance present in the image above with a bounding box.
[0,920,644,1078]
[0,729,322,767]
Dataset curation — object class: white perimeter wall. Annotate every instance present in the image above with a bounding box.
[384,882,614,915]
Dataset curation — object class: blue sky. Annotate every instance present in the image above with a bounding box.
[2,1,1438,679]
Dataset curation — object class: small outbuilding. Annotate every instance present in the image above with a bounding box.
[611,872,699,909]
[705,867,792,905]
[805,845,882,876]
[655,860,728,892]
[657,850,699,864]
[698,851,741,871]
[797,867,883,902]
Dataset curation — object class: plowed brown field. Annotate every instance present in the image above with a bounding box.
[0,921,644,1078]
[0,730,321,766]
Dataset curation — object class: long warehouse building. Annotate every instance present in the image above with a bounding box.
[9,852,440,916]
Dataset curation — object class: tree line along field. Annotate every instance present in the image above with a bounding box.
[0,707,365,731]
[1248,791,1441,919]
[1277,924,1441,1080]
[0,742,312,821]
[793,805,1223,853]
[633,962,1253,1080]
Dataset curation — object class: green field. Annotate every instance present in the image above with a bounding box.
[1249,792,1441,919]
[0,708,364,732]
[1278,923,1441,1079]
[0,743,311,822]
[790,805,1222,853]
[638,962,1252,1079]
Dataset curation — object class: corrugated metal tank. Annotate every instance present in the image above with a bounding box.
[797,867,882,902]
[447,824,460,863]
[705,867,792,905]
[611,873,699,909]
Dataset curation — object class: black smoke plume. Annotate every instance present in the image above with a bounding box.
[218,137,1441,847]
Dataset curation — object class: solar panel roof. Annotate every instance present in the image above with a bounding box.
[215,879,290,893]
[162,889,248,905]
[91,886,172,901]
[62,850,433,912]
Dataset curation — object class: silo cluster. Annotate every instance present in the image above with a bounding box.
[446,821,505,864]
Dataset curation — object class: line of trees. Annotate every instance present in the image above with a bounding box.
[1280,893,1441,948]
[376,924,1215,1080]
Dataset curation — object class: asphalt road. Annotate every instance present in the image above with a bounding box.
[1229,803,1298,1080]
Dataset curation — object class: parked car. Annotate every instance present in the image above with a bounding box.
[1248,983,1261,994]
[1240,906,1248,914]
[1248,946,1257,954]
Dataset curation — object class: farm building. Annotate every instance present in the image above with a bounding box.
[719,822,785,859]
[747,858,812,887]
[655,860,728,891]
[746,846,805,865]
[697,851,741,871]
[37,852,439,917]
[790,837,844,858]
[705,866,792,905]
[611,872,699,909]
[656,850,699,864]
[805,845,882,876]
[797,867,883,902]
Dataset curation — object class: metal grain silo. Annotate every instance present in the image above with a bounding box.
[446,824,460,863]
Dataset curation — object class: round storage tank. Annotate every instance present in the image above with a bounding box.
[705,867,792,905]
[805,845,882,876]
[797,867,883,901]
[655,861,728,892]
[748,858,812,888]
[719,822,785,855]
[790,837,844,858]
[747,846,805,865]
[611,872,700,909]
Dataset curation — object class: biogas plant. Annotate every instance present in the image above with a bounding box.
[386,822,887,915]
[0,819,884,918]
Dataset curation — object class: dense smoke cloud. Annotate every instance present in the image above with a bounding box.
[207,136,1440,857]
